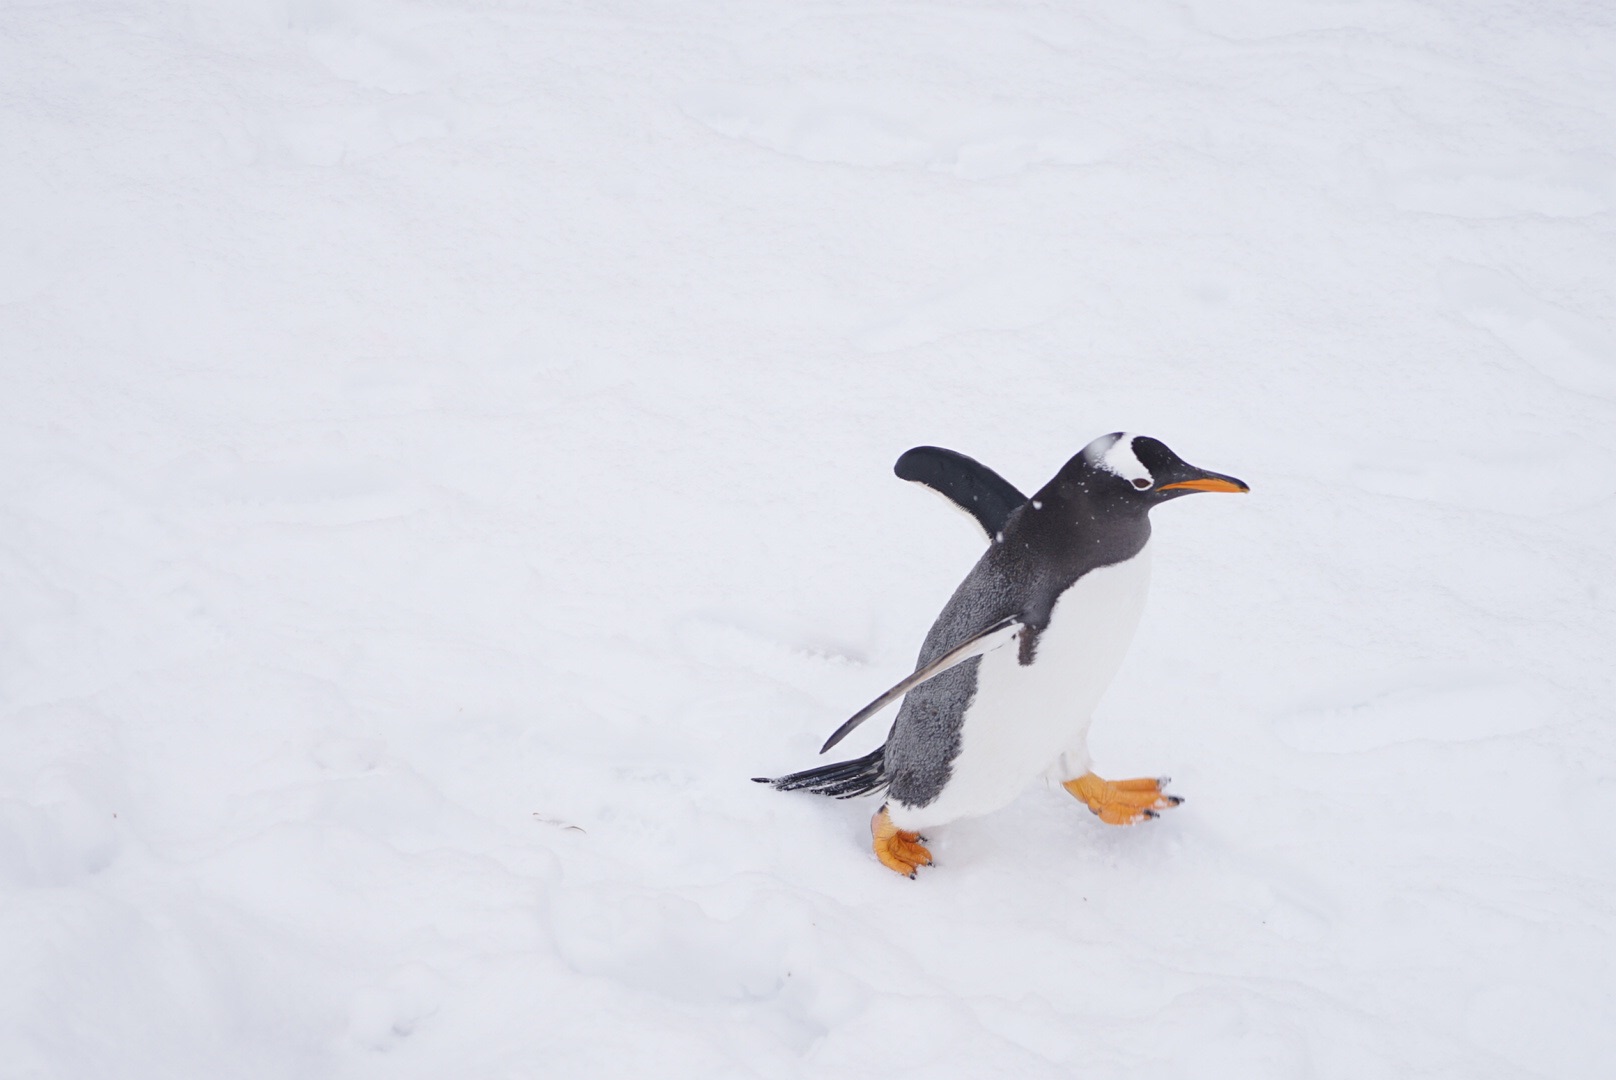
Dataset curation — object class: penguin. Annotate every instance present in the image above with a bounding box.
[755,433,1248,876]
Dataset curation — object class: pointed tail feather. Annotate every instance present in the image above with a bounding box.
[752,746,888,800]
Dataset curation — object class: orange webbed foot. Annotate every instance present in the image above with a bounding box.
[871,806,933,877]
[1063,772,1182,826]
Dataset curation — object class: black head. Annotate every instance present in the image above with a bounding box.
[1067,432,1249,509]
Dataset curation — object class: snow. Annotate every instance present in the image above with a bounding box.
[3,0,1614,1076]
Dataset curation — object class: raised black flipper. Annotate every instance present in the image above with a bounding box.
[894,446,1027,539]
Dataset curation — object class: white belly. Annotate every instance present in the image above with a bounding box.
[889,546,1152,832]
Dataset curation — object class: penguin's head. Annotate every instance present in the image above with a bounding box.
[1080,432,1249,506]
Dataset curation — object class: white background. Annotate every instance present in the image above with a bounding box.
[3,1,1613,1076]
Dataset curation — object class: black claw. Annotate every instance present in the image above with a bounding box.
[1143,809,1159,819]
[1164,795,1183,806]
[750,777,773,784]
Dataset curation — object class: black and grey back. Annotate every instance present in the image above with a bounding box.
[880,546,1024,808]
[749,533,1027,803]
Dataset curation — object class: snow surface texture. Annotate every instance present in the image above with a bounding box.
[3,1,1614,1077]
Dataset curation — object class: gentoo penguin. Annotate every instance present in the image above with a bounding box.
[755,433,1248,876]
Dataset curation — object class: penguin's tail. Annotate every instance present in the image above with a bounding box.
[752,745,888,799]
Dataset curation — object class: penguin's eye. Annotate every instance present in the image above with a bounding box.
[1132,478,1151,489]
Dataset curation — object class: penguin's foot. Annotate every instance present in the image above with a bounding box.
[871,806,932,878]
[1063,772,1181,826]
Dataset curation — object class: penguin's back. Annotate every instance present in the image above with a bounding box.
[885,542,1154,831]
[763,527,1036,808]
[881,550,1023,811]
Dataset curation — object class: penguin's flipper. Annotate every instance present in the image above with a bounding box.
[895,446,1028,539]
[819,616,1025,754]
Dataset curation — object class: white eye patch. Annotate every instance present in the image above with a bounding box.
[1089,433,1154,487]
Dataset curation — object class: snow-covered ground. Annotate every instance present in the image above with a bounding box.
[4,1,1614,1076]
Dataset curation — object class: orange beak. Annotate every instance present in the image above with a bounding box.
[1158,476,1250,494]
